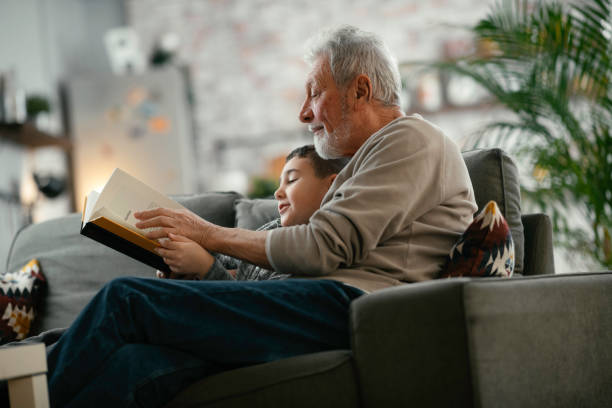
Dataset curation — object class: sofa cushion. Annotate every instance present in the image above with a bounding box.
[6,192,242,335]
[462,148,524,275]
[165,350,359,408]
[235,199,279,230]
[0,259,46,343]
[173,191,243,228]
[441,200,514,278]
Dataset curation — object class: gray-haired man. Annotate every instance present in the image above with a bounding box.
[47,26,476,407]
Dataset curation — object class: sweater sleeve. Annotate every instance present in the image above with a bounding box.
[203,257,236,281]
[266,120,450,275]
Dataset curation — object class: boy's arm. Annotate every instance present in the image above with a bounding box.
[202,258,236,281]
[214,252,240,270]
[156,233,217,279]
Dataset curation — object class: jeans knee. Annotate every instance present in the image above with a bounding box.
[100,277,142,303]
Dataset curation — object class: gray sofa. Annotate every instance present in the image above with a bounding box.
[5,148,612,407]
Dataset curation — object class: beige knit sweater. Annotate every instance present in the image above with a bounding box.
[266,115,477,293]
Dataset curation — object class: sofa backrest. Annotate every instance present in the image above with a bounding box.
[5,192,242,334]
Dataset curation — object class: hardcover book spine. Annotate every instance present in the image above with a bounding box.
[80,223,171,273]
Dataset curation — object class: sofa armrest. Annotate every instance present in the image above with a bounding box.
[521,213,555,276]
[350,279,473,408]
[351,273,612,408]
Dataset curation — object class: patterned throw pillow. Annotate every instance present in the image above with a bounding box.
[441,201,514,278]
[0,259,46,344]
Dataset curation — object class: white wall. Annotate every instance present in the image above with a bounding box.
[0,0,125,268]
[126,0,496,191]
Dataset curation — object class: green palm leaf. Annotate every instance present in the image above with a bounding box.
[439,0,612,268]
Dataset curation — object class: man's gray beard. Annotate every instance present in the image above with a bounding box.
[313,108,351,159]
[314,131,345,159]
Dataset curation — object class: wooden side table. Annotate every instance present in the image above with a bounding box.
[0,343,49,408]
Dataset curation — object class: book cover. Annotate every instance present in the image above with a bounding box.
[80,168,185,272]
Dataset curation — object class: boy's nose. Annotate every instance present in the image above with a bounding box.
[274,187,284,200]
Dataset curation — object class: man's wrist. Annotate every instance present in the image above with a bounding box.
[198,220,219,250]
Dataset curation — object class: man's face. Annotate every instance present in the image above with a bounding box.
[274,156,335,227]
[299,56,352,159]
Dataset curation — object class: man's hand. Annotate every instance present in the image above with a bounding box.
[135,206,272,270]
[134,207,212,246]
[154,233,215,279]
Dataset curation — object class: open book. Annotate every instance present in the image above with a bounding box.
[80,168,185,272]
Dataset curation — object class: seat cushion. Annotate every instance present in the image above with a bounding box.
[164,350,359,408]
[462,148,524,275]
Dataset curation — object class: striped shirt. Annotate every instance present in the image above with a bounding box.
[204,218,291,281]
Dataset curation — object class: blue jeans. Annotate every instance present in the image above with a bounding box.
[46,277,364,407]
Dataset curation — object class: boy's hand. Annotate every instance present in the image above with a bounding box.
[155,233,215,279]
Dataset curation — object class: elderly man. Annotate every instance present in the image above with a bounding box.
[46,26,476,407]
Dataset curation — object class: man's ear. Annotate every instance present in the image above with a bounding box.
[354,74,373,104]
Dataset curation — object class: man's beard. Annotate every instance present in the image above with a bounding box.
[314,102,351,159]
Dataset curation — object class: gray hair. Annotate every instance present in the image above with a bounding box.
[305,25,401,107]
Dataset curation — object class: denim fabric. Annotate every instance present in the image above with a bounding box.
[46,277,364,407]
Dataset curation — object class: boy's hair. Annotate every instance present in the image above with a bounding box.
[286,145,348,178]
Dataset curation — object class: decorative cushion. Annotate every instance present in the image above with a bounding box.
[0,259,46,343]
[234,199,279,230]
[462,148,524,275]
[441,201,514,278]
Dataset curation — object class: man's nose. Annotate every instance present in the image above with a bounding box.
[299,101,313,123]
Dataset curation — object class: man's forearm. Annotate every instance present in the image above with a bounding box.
[205,226,272,269]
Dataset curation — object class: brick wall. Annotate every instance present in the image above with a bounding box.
[126,0,493,191]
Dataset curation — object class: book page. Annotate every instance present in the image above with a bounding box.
[90,168,185,230]
[83,190,100,224]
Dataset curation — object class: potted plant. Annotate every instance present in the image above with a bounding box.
[25,94,51,121]
[439,0,611,269]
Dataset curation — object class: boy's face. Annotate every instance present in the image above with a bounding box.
[274,156,336,227]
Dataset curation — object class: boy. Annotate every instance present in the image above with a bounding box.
[155,144,346,281]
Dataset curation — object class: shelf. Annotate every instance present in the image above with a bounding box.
[0,122,71,150]
[409,100,501,116]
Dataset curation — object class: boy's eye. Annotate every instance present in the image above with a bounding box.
[288,178,297,184]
